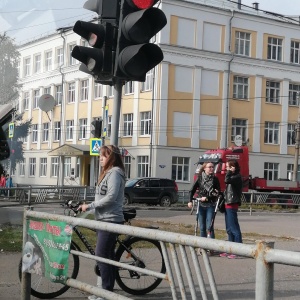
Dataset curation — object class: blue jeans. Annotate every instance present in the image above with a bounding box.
[198,205,215,238]
[95,229,119,291]
[225,208,242,243]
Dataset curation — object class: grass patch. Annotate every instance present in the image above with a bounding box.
[0,217,293,253]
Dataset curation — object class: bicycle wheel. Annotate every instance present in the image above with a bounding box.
[115,237,166,295]
[18,242,80,299]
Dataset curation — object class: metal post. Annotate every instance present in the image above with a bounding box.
[255,240,274,300]
[21,207,31,300]
[110,80,123,146]
[292,92,300,181]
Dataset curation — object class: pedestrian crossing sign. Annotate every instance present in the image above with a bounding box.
[9,123,14,138]
[90,138,102,156]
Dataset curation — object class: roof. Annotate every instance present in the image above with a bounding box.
[48,144,90,156]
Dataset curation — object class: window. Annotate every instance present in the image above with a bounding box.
[264,122,279,144]
[140,111,151,135]
[69,44,76,65]
[66,120,74,140]
[34,54,41,73]
[79,118,88,139]
[231,118,247,142]
[40,158,47,177]
[68,82,75,103]
[42,123,49,142]
[64,157,71,177]
[54,121,61,141]
[44,87,51,95]
[235,31,250,56]
[81,79,89,101]
[29,158,36,177]
[51,157,59,177]
[33,90,40,109]
[124,81,134,94]
[287,163,300,181]
[141,70,153,91]
[106,115,112,137]
[264,162,279,180]
[267,37,283,61]
[55,85,62,105]
[266,81,280,104]
[290,41,300,64]
[172,157,189,181]
[56,47,64,66]
[24,57,31,76]
[23,92,29,110]
[288,83,300,106]
[76,157,80,178]
[287,124,296,146]
[19,159,25,176]
[233,76,248,99]
[124,156,131,178]
[123,113,133,136]
[108,85,114,97]
[32,124,38,143]
[45,50,52,71]
[94,82,102,99]
[137,156,149,177]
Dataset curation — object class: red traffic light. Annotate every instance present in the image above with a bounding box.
[128,0,156,9]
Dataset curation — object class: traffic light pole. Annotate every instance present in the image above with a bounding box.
[110,80,123,146]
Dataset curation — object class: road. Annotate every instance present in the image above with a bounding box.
[1,204,300,299]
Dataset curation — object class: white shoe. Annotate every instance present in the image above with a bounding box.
[88,296,104,300]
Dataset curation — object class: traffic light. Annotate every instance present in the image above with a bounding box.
[91,119,102,138]
[114,0,167,82]
[71,0,119,83]
[0,127,10,161]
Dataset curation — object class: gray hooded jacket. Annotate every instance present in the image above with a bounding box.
[87,167,125,223]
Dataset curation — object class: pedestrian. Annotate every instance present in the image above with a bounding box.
[0,174,6,196]
[79,145,126,300]
[5,174,13,196]
[220,159,243,259]
[188,162,221,240]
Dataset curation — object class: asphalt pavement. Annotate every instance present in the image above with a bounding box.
[1,201,300,299]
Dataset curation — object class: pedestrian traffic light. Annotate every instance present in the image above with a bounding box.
[114,0,167,82]
[91,119,102,138]
[71,0,119,83]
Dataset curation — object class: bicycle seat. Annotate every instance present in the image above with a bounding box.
[123,208,136,221]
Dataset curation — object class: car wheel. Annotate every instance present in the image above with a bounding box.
[160,195,171,207]
[124,194,130,205]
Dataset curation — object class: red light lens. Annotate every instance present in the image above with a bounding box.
[131,0,155,9]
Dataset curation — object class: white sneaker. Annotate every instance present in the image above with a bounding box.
[88,296,104,300]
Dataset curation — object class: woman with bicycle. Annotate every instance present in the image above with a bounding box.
[79,145,126,300]
[188,162,220,242]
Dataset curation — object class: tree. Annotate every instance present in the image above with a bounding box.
[1,112,32,173]
[0,34,20,105]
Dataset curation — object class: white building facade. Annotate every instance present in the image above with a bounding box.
[14,0,300,189]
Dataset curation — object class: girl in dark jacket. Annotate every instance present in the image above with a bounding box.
[220,159,243,259]
[188,162,220,239]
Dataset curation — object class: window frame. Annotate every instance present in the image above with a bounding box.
[171,156,190,182]
[137,156,149,177]
[266,80,280,104]
[123,113,134,137]
[234,31,251,56]
[140,111,151,136]
[264,121,279,144]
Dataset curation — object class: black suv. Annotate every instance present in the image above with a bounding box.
[124,177,179,207]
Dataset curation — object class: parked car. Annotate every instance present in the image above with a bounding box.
[124,177,178,207]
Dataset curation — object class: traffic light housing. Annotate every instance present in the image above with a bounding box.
[114,0,167,82]
[71,0,119,83]
[91,119,102,138]
[0,127,10,161]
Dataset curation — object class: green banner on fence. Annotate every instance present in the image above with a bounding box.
[22,218,73,283]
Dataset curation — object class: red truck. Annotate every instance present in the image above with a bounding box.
[195,146,300,197]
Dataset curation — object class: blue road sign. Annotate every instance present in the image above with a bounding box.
[90,138,102,156]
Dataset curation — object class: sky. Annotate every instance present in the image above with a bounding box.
[0,0,300,45]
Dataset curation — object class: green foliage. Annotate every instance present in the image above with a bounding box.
[0,34,20,104]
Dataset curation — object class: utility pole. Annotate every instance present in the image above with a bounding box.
[292,92,300,181]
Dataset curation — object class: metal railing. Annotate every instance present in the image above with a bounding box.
[21,208,300,300]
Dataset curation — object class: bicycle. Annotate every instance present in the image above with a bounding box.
[18,200,166,299]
